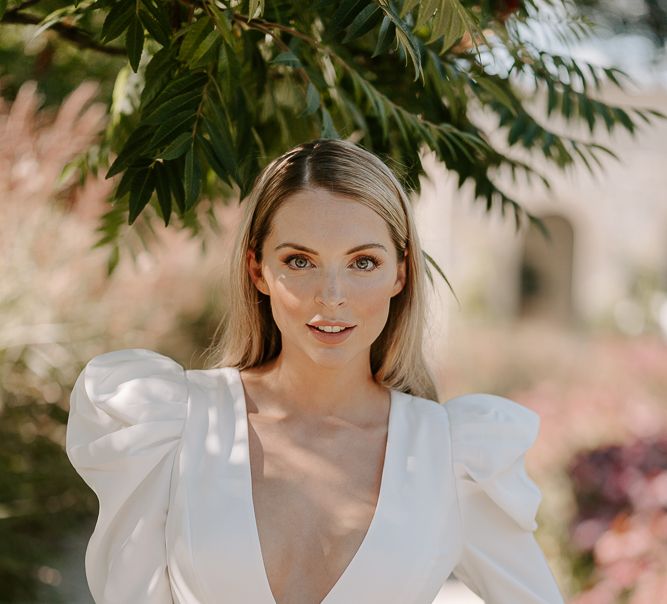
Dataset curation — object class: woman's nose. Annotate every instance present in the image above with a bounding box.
[314,270,347,307]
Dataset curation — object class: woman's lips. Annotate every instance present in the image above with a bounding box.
[307,324,356,344]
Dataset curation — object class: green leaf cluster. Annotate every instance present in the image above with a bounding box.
[1,0,665,274]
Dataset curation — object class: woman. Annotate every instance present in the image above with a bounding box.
[66,139,565,603]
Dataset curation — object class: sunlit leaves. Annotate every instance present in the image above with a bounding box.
[398,0,481,53]
[7,0,663,269]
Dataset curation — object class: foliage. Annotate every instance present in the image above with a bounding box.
[2,0,665,274]
[566,436,667,603]
[0,81,228,602]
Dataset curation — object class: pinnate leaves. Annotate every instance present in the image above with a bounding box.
[42,0,662,267]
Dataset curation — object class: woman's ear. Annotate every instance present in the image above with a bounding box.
[247,248,269,296]
[391,248,408,297]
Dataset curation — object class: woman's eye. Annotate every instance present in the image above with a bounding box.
[283,254,381,271]
[354,256,380,271]
[285,255,311,269]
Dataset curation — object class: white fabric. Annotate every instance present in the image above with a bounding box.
[66,348,565,604]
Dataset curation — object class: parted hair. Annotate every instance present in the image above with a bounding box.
[203,138,438,400]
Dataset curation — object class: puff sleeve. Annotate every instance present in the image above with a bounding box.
[445,393,565,603]
[65,348,189,604]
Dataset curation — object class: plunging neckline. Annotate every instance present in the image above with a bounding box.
[229,366,397,604]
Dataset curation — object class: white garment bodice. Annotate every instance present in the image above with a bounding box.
[66,348,565,604]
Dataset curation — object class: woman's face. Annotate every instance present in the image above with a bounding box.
[247,187,407,370]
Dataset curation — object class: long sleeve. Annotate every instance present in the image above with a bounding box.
[65,348,189,604]
[445,393,565,603]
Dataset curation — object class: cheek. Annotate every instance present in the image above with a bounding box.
[349,276,395,322]
[262,274,309,325]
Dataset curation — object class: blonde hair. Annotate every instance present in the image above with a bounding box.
[203,138,439,400]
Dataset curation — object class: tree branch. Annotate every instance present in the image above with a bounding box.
[11,0,43,11]
[2,10,125,56]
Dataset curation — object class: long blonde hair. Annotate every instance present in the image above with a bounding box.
[203,138,439,400]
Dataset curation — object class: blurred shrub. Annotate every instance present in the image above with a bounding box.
[567,436,667,603]
[0,80,236,602]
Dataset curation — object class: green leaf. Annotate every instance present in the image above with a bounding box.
[138,4,170,47]
[126,17,145,72]
[0,0,7,20]
[115,166,141,200]
[217,42,241,101]
[586,63,601,90]
[183,142,202,210]
[203,109,238,181]
[592,100,614,132]
[329,0,367,35]
[521,120,541,147]
[164,159,186,213]
[342,4,381,43]
[160,132,193,160]
[154,162,172,225]
[546,80,559,116]
[508,114,527,146]
[613,107,635,133]
[571,141,594,175]
[372,16,396,58]
[415,0,439,29]
[376,1,423,81]
[143,71,208,114]
[101,0,134,43]
[562,88,573,119]
[427,1,467,50]
[646,108,667,119]
[474,78,517,115]
[142,87,203,125]
[394,26,422,82]
[603,66,629,89]
[147,109,197,151]
[189,30,220,68]
[578,94,595,133]
[208,3,235,46]
[106,126,153,178]
[179,16,213,65]
[140,47,177,106]
[128,166,156,224]
[198,133,232,185]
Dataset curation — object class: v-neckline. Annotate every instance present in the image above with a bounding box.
[228,366,398,604]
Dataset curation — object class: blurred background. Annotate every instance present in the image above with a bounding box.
[2,0,667,603]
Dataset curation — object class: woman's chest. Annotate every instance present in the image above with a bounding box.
[247,415,389,604]
[165,370,465,604]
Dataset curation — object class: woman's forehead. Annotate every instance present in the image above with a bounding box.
[268,193,393,247]
[273,189,386,222]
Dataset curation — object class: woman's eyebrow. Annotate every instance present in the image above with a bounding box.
[274,242,388,254]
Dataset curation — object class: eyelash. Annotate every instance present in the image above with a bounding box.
[283,254,383,272]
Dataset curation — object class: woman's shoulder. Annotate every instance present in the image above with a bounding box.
[65,348,191,603]
[409,390,542,532]
[81,347,186,379]
[407,390,540,446]
[67,348,189,441]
